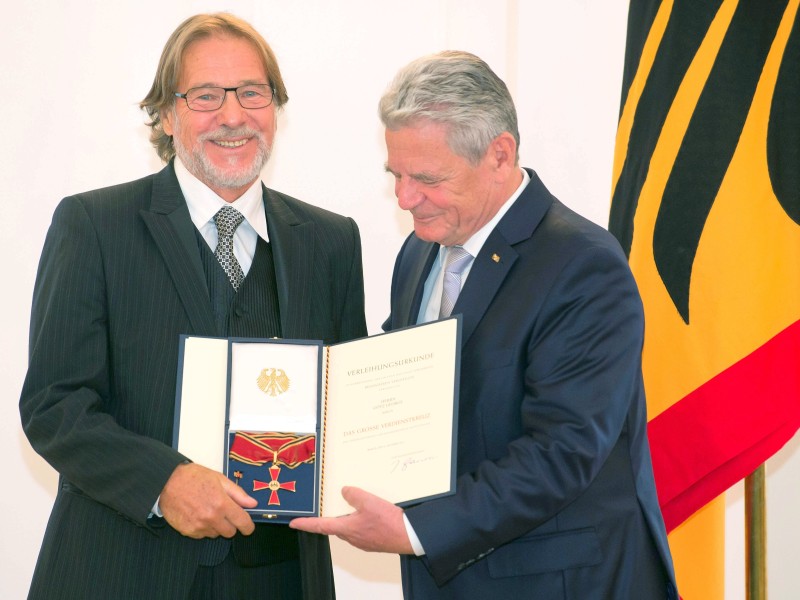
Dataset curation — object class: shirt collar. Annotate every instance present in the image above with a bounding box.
[458,167,530,258]
[174,157,269,242]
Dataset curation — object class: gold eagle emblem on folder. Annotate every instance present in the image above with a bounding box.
[256,368,291,397]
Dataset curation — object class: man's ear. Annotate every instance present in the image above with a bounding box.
[487,131,518,178]
[162,108,174,137]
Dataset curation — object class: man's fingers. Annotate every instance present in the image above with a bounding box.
[160,462,256,538]
[289,516,345,536]
[289,486,365,535]
[222,476,259,509]
[225,508,256,536]
[340,486,362,508]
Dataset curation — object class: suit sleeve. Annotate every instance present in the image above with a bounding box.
[20,197,186,524]
[404,243,646,584]
[338,217,368,341]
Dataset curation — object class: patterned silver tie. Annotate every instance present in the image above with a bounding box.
[213,206,245,291]
[438,246,473,318]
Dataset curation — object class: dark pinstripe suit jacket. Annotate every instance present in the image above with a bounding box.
[20,162,367,599]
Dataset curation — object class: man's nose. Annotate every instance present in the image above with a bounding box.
[216,90,247,125]
[396,178,423,210]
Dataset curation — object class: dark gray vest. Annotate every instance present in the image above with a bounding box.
[195,230,300,568]
[197,232,282,338]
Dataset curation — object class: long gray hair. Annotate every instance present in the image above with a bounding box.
[140,13,288,163]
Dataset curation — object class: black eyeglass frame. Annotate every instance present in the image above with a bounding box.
[173,84,276,112]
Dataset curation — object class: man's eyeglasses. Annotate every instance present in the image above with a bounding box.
[174,84,275,112]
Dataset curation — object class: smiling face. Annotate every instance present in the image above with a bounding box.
[162,34,277,202]
[385,121,519,247]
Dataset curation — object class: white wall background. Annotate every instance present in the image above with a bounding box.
[2,1,797,598]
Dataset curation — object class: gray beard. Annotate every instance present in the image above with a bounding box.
[174,127,272,191]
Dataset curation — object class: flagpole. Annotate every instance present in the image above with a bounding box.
[745,465,766,600]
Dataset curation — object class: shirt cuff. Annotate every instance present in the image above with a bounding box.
[403,513,425,556]
[150,496,163,518]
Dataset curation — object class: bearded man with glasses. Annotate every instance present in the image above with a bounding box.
[20,12,366,600]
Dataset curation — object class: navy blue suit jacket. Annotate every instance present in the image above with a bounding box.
[384,170,678,599]
[20,163,367,599]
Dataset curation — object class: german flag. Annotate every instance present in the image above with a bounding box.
[609,1,800,597]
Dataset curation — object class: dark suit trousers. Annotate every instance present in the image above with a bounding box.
[189,552,302,600]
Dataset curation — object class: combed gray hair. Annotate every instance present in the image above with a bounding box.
[379,50,520,165]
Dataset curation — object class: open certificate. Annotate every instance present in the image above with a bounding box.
[321,318,460,516]
[173,317,460,521]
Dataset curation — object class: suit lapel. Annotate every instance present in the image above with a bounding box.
[455,239,517,346]
[263,187,315,338]
[389,237,438,328]
[140,163,217,335]
[452,169,554,346]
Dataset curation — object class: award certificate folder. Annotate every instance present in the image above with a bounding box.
[173,317,461,522]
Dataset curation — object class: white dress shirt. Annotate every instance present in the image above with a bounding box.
[174,157,269,274]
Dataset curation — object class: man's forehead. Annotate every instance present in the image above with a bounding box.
[385,128,464,177]
[178,35,268,86]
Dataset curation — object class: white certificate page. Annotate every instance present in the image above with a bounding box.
[321,318,459,517]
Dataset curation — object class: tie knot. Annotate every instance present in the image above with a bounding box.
[214,206,245,238]
[443,246,472,275]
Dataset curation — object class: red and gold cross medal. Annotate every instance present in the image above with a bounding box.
[253,465,296,505]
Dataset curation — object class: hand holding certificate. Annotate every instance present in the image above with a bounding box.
[290,486,415,555]
[173,317,461,523]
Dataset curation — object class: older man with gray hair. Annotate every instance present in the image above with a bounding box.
[291,50,678,600]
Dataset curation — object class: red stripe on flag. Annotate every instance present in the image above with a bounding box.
[648,320,800,532]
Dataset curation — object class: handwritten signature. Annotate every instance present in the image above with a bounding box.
[390,455,435,473]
